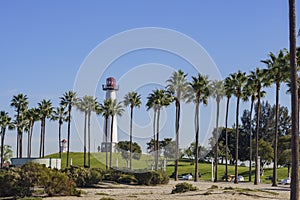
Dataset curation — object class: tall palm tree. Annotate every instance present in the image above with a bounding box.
[242,77,261,183]
[147,89,172,170]
[10,93,28,158]
[76,97,88,167]
[97,98,113,170]
[249,68,271,185]
[123,91,142,170]
[60,91,77,168]
[0,111,12,168]
[166,69,190,181]
[25,108,39,158]
[288,0,299,198]
[37,99,53,158]
[188,73,209,182]
[210,80,225,182]
[52,106,68,158]
[146,92,158,164]
[109,99,124,168]
[224,76,234,181]
[261,50,289,186]
[230,70,248,184]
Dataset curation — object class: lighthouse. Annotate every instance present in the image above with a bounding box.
[101,77,119,152]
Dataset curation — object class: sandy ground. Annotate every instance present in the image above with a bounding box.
[45,180,291,200]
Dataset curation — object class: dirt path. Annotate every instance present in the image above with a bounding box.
[45,180,290,200]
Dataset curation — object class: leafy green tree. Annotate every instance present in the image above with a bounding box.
[210,80,225,182]
[230,70,248,183]
[60,91,77,168]
[188,73,209,182]
[109,99,124,168]
[166,69,189,181]
[10,93,28,158]
[117,141,142,168]
[37,99,53,158]
[252,139,273,176]
[0,111,12,168]
[123,91,142,170]
[52,106,68,158]
[261,49,289,186]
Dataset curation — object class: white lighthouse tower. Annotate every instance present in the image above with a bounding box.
[101,77,119,152]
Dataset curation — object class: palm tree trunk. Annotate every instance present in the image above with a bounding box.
[105,116,108,170]
[194,101,200,182]
[110,115,114,169]
[66,105,72,168]
[234,96,240,184]
[130,106,133,170]
[225,97,230,182]
[42,119,46,158]
[1,128,5,168]
[249,98,254,182]
[59,122,62,158]
[254,93,261,185]
[27,128,30,158]
[16,133,19,158]
[83,112,87,167]
[39,120,43,158]
[214,100,220,182]
[153,109,157,166]
[155,108,161,170]
[88,111,91,168]
[19,130,22,158]
[272,82,280,186]
[289,0,299,199]
[174,100,180,181]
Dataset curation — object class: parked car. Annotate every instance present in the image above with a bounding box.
[182,174,193,180]
[281,177,291,185]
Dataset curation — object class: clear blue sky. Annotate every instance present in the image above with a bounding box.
[0,1,299,157]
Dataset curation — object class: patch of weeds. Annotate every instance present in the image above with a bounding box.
[21,198,43,200]
[202,191,212,195]
[95,192,109,195]
[171,182,198,194]
[127,195,137,198]
[209,185,218,189]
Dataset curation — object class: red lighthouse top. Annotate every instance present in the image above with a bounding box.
[102,77,119,91]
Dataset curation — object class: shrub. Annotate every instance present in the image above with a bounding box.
[134,171,153,185]
[118,174,137,184]
[151,171,169,185]
[171,182,198,194]
[66,166,103,187]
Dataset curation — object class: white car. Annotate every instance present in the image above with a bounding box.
[182,174,193,180]
[281,177,291,185]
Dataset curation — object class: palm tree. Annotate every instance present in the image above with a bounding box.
[166,69,190,181]
[25,108,39,158]
[52,106,68,158]
[37,99,53,158]
[109,99,124,168]
[147,89,173,170]
[123,92,142,170]
[261,50,289,186]
[249,68,271,185]
[97,98,113,170]
[0,111,12,168]
[242,76,261,183]
[210,80,225,182]
[188,73,209,182]
[224,76,234,181]
[230,70,248,184]
[10,93,28,158]
[289,0,299,198]
[60,91,77,168]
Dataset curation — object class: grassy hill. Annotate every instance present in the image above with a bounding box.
[46,152,289,183]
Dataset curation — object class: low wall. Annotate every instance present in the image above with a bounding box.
[11,158,61,169]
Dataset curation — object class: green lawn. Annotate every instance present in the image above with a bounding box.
[46,152,289,183]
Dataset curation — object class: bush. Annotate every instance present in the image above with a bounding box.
[171,182,198,194]
[151,171,169,185]
[117,174,137,184]
[66,166,103,187]
[134,171,153,185]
